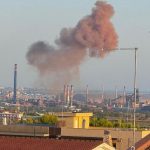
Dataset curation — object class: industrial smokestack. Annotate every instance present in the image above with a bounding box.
[86,85,88,104]
[101,85,104,103]
[66,85,70,106]
[26,1,118,87]
[115,86,118,99]
[13,64,17,104]
[70,85,74,107]
[123,86,126,105]
[64,85,67,104]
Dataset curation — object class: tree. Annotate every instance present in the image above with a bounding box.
[40,114,58,125]
[90,117,134,128]
[26,117,34,124]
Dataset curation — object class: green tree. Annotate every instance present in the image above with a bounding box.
[113,122,120,128]
[26,117,34,124]
[90,117,113,127]
[40,114,58,125]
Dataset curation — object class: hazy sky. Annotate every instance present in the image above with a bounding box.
[0,0,150,91]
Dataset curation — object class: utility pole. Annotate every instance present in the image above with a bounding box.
[133,48,138,148]
[116,47,138,148]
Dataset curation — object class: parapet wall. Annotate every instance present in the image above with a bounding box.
[0,125,49,136]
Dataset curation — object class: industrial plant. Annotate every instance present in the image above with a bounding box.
[0,0,149,150]
[0,61,149,150]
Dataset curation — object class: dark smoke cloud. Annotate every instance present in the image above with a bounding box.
[26,1,118,88]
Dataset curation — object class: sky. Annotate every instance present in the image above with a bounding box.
[0,0,150,91]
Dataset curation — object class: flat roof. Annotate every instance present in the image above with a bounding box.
[54,112,93,117]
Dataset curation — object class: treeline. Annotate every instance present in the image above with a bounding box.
[20,114,58,126]
[90,117,137,128]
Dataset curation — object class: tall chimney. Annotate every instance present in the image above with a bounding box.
[101,85,104,103]
[66,85,70,106]
[64,85,67,104]
[123,86,126,106]
[13,64,17,104]
[70,85,74,107]
[86,85,88,104]
[115,86,118,99]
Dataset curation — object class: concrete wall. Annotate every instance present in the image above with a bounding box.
[60,115,91,129]
[64,117,74,128]
[0,125,49,136]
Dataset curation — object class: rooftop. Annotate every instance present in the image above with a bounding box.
[135,134,150,150]
[0,136,100,150]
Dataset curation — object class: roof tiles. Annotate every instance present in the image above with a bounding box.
[0,136,100,150]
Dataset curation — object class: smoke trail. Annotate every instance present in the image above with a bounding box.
[26,1,118,88]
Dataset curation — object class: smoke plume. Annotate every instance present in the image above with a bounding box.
[26,1,118,88]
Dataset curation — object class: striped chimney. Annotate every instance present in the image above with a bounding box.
[64,85,67,104]
[70,85,74,107]
[66,85,70,106]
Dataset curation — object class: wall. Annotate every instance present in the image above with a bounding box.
[0,125,49,136]
[73,116,90,128]
[58,113,91,129]
[61,128,150,150]
[63,117,74,128]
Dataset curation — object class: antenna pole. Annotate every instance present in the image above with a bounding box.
[133,48,137,147]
